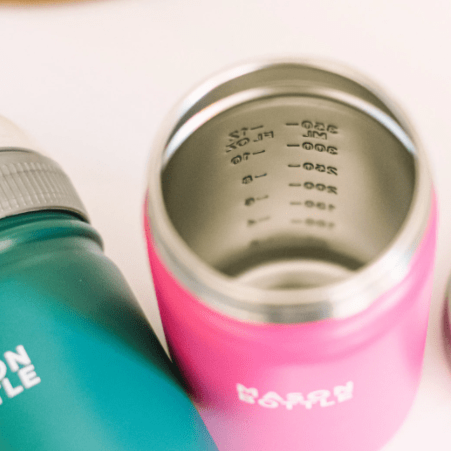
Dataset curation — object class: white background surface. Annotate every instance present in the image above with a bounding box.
[0,0,451,449]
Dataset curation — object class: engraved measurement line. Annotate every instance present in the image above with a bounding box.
[231,153,249,164]
[302,142,338,155]
[254,131,274,142]
[290,219,335,228]
[287,144,300,147]
[285,122,299,126]
[287,182,338,194]
[248,216,271,227]
[289,201,336,211]
[245,195,269,206]
[250,125,264,130]
[242,174,268,184]
[287,163,338,176]
[231,150,266,165]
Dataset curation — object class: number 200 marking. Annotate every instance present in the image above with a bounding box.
[302,162,337,175]
[302,142,338,155]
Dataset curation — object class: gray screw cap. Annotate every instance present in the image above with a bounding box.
[0,116,88,221]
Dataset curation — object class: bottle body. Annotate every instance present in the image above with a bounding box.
[144,60,437,450]
[145,199,436,451]
[0,213,217,451]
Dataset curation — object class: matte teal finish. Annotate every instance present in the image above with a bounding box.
[0,212,217,450]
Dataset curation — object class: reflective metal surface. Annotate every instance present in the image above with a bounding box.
[147,60,432,323]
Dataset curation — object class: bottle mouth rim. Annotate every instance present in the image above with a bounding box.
[146,59,433,323]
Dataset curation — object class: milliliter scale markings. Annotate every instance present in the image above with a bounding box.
[283,119,339,227]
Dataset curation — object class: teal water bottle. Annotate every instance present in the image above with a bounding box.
[0,117,217,451]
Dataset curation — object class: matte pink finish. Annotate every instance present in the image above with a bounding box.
[144,197,437,451]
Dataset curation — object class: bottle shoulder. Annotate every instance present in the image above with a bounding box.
[0,213,103,265]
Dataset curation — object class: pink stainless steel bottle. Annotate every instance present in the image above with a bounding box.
[144,60,437,451]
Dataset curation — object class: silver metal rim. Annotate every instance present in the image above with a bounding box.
[146,58,433,323]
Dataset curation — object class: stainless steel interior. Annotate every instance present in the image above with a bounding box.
[162,94,415,290]
[148,61,430,322]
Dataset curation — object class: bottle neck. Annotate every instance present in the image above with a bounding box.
[0,210,103,257]
[0,210,83,230]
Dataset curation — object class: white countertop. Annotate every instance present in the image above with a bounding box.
[1,0,450,449]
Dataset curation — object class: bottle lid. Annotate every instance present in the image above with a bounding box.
[0,116,89,221]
